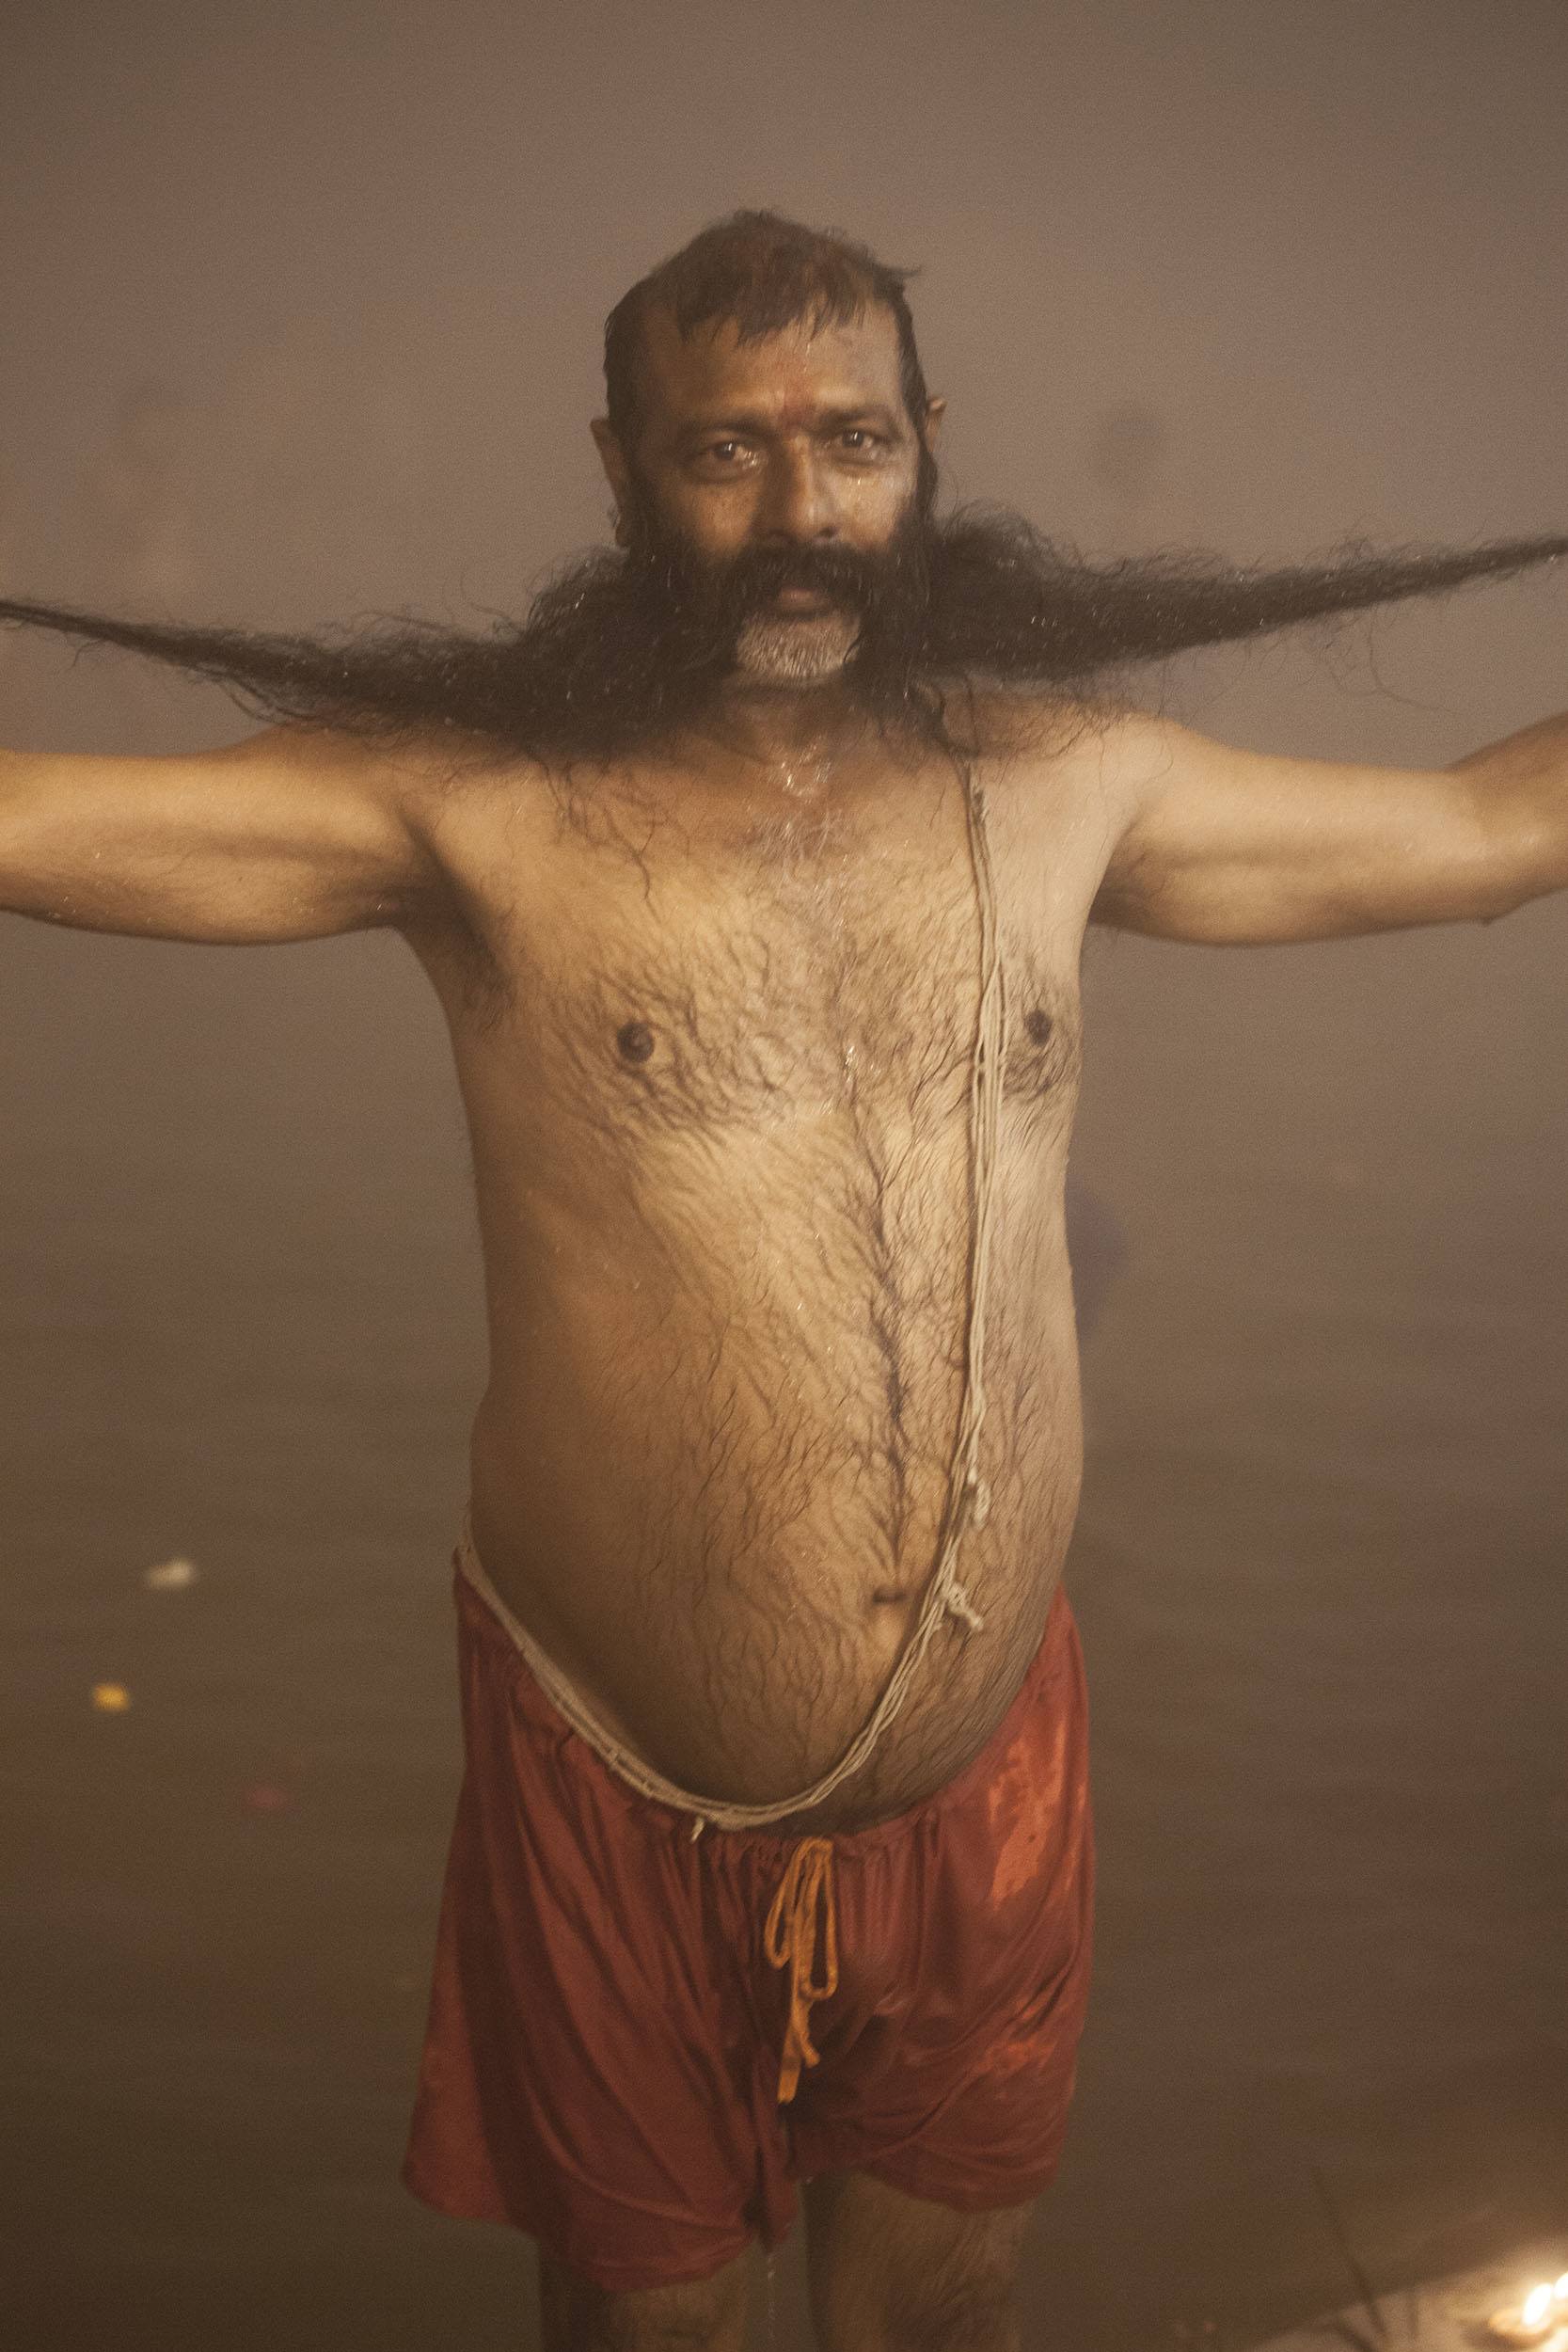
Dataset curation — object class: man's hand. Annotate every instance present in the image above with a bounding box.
[0,725,450,943]
[1088,710,1568,944]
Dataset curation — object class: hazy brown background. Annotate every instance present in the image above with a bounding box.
[2,3,1565,2347]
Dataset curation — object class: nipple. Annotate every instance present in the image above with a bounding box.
[616,1020,655,1063]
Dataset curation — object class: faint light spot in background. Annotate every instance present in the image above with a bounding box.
[143,1555,198,1591]
[240,1781,293,1816]
[79,377,199,600]
[1087,403,1169,502]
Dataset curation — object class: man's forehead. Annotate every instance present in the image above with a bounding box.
[632,302,906,432]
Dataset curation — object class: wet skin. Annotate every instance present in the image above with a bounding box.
[412,706,1098,1834]
[407,310,1104,1832]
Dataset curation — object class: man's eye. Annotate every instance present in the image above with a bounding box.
[839,430,884,451]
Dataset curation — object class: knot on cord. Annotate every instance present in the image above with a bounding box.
[764,1836,839,2104]
[944,1581,986,1633]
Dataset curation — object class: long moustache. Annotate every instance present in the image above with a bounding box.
[1,515,1562,763]
[924,512,1568,680]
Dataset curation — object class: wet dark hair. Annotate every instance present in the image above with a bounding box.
[4,523,1562,783]
[603,210,934,474]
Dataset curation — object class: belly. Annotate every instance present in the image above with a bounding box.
[464,1238,1085,1832]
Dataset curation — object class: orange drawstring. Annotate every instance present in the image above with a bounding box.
[763,1837,839,2104]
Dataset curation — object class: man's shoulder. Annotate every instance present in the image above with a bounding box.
[954,687,1173,791]
[358,725,562,852]
[304,726,563,947]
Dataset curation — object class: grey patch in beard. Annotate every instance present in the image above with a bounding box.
[732,609,863,685]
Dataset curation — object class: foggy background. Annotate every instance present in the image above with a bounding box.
[2,3,1564,2346]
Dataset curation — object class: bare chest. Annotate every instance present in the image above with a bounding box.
[431,751,1092,1173]
[414,743,1106,1810]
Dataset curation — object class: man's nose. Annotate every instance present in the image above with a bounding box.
[756,448,839,543]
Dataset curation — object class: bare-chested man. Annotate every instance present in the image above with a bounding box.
[4,212,1564,2351]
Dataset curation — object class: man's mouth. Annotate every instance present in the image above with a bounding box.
[770,586,835,615]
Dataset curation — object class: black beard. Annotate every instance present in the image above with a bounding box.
[1,508,1562,775]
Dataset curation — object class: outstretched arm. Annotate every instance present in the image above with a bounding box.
[1088,710,1568,943]
[0,726,450,943]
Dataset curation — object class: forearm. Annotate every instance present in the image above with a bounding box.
[1449,711,1568,912]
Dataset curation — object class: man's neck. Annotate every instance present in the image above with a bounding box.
[691,678,880,791]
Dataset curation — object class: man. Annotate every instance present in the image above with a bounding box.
[2,212,1562,2352]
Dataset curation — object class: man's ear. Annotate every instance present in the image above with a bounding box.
[921,396,947,454]
[590,418,634,544]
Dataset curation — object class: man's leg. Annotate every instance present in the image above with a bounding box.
[538,2243,754,2352]
[803,2169,1036,2352]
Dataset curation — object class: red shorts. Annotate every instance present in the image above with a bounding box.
[402,1557,1095,2294]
